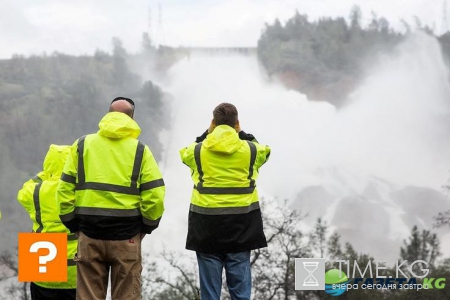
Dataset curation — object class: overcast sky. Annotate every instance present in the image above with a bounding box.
[0,0,443,58]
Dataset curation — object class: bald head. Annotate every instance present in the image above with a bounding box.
[109,99,134,118]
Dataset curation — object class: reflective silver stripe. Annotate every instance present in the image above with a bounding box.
[76,136,146,196]
[142,217,161,226]
[60,211,76,222]
[196,186,255,194]
[247,141,256,188]
[140,179,165,191]
[32,176,43,183]
[130,142,145,190]
[67,234,78,241]
[190,202,260,215]
[33,183,43,233]
[194,143,204,188]
[76,182,140,195]
[77,136,86,184]
[68,259,76,266]
[193,142,257,194]
[75,207,141,217]
[61,173,76,184]
[264,150,271,163]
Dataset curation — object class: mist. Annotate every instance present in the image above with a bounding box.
[145,32,450,262]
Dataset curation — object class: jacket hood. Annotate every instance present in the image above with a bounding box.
[203,125,244,154]
[43,144,71,180]
[98,112,141,139]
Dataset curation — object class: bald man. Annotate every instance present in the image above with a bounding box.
[57,97,166,300]
[109,97,134,118]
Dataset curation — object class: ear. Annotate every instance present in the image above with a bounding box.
[234,120,241,132]
[208,119,216,133]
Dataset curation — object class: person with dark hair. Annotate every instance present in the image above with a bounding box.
[57,97,165,300]
[17,144,77,300]
[180,102,271,300]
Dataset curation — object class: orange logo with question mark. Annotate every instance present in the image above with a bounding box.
[18,233,67,282]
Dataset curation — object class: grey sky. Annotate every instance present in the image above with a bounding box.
[0,0,442,58]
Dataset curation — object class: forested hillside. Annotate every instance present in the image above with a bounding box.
[1,6,450,298]
[0,38,170,254]
[257,6,450,106]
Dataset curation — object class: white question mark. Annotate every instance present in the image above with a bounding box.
[29,241,58,273]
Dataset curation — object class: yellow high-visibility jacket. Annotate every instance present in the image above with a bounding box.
[180,125,271,253]
[57,112,165,240]
[17,144,77,289]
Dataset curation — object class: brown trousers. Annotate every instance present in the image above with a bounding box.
[75,232,142,300]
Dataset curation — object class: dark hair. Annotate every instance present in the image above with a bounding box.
[213,103,238,127]
[111,96,135,107]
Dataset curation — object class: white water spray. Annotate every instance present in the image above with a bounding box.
[144,32,450,261]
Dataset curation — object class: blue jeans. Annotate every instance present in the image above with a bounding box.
[196,251,251,300]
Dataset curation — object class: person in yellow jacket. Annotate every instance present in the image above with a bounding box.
[17,144,77,300]
[57,97,165,300]
[180,103,270,300]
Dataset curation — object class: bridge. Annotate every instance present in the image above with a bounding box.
[158,45,257,57]
[186,47,256,55]
[154,46,257,71]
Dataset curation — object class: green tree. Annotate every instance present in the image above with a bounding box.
[310,218,328,258]
[400,225,440,273]
[434,210,450,228]
[349,5,362,29]
[257,7,406,106]
[0,45,170,259]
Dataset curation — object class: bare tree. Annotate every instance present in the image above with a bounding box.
[0,251,29,300]
[251,200,311,300]
[142,251,200,300]
[140,200,329,299]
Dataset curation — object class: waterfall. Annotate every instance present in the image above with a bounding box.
[145,32,450,262]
